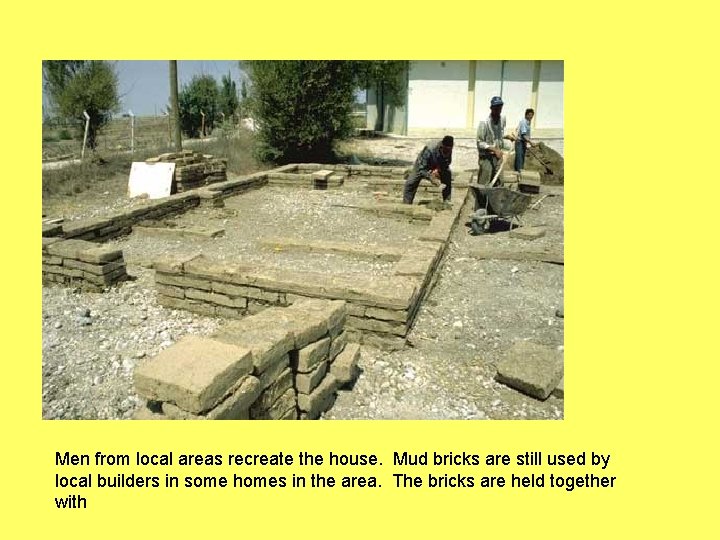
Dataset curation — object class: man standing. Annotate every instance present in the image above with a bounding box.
[514,108,535,172]
[476,96,514,185]
[403,135,454,205]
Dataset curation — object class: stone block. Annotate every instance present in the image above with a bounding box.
[213,318,295,373]
[46,239,97,259]
[254,368,294,410]
[312,169,334,180]
[328,331,347,361]
[155,283,185,299]
[155,272,213,291]
[77,246,123,264]
[495,341,564,400]
[212,281,252,297]
[294,337,330,373]
[134,336,253,413]
[365,307,408,323]
[62,218,111,238]
[297,374,338,415]
[552,376,564,399]
[42,223,62,237]
[509,226,546,240]
[63,259,126,276]
[42,237,62,252]
[152,253,201,274]
[289,298,346,336]
[186,288,247,308]
[330,343,360,385]
[258,355,291,391]
[42,255,63,265]
[215,306,245,319]
[250,387,297,420]
[295,361,328,394]
[347,316,406,336]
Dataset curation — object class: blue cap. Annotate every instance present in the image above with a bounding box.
[490,96,504,107]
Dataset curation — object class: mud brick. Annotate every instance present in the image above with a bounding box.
[42,237,62,252]
[214,306,245,319]
[207,375,261,419]
[254,368,294,410]
[328,331,347,362]
[42,224,62,237]
[250,387,297,420]
[82,267,127,286]
[294,337,330,373]
[347,303,367,317]
[297,374,338,415]
[46,239,96,259]
[85,243,127,264]
[155,283,185,299]
[153,253,201,274]
[295,361,328,395]
[134,336,253,413]
[495,341,563,400]
[365,306,408,323]
[42,255,63,265]
[64,259,125,276]
[347,316,406,336]
[186,288,247,308]
[155,272,213,291]
[330,343,360,385]
[62,218,111,238]
[213,318,295,373]
[258,355,291,391]
[42,264,77,277]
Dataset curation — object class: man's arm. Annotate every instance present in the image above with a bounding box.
[415,146,434,180]
[476,121,490,151]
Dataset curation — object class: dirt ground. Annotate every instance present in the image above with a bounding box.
[41,136,564,420]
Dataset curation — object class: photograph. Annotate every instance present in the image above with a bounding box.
[41,60,564,421]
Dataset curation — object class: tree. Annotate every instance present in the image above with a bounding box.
[178,75,220,138]
[244,61,357,163]
[241,61,409,163]
[42,61,120,150]
[218,72,239,120]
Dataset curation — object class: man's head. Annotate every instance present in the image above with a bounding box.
[490,96,503,120]
[440,135,454,158]
[525,108,535,121]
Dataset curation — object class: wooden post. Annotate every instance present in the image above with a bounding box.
[169,61,182,151]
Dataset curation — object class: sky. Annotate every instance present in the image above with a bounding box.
[43,61,246,118]
[43,60,366,119]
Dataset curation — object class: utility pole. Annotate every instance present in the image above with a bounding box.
[169,61,182,152]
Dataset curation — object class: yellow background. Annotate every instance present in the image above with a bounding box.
[2,1,718,537]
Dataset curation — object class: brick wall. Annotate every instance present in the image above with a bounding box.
[134,299,360,420]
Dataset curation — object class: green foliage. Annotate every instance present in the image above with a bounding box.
[244,61,357,163]
[42,61,120,149]
[178,75,220,138]
[219,73,239,120]
[351,61,408,106]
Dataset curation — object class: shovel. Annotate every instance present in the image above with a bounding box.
[526,145,553,175]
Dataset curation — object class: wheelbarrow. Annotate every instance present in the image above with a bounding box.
[469,185,532,234]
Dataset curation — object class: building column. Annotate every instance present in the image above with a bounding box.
[530,61,541,128]
[466,61,477,129]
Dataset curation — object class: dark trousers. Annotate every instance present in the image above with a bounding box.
[477,154,498,186]
[514,140,526,172]
[403,169,452,204]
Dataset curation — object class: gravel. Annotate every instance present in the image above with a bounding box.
[42,137,564,420]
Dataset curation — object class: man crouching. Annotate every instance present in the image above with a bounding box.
[402,135,454,205]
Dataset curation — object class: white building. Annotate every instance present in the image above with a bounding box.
[366,60,563,139]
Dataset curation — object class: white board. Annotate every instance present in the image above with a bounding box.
[127,162,176,199]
